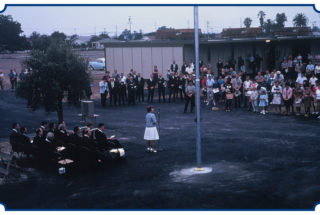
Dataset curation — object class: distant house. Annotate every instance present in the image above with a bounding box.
[155,28,202,40]
[92,38,120,49]
[221,28,264,38]
[74,36,91,46]
[221,27,313,38]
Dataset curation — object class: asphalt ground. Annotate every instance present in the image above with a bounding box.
[0,90,320,209]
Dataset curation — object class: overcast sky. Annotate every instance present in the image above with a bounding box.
[2,6,320,36]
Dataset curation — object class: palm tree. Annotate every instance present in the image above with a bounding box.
[257,11,266,28]
[293,13,308,27]
[244,17,252,28]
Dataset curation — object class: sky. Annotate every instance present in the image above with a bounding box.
[2,6,320,36]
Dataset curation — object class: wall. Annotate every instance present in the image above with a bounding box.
[105,46,183,78]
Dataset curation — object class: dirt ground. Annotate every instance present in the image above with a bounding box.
[0,51,105,99]
[0,89,319,209]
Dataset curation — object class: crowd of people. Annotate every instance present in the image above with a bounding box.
[9,121,124,173]
[99,55,320,118]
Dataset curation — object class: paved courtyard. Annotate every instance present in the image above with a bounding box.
[0,90,320,209]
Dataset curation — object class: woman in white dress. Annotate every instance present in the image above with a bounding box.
[271,81,283,114]
[144,106,159,153]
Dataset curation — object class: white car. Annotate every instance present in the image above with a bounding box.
[88,58,106,70]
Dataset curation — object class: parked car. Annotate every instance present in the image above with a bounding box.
[88,58,105,70]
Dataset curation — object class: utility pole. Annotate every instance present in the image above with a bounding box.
[94,27,96,36]
[128,16,132,34]
[115,25,118,38]
[187,20,190,29]
[206,21,210,39]
[154,22,158,31]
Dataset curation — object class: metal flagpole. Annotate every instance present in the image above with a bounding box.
[194,6,202,170]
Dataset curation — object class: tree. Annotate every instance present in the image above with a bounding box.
[243,17,252,28]
[118,29,131,40]
[264,19,276,34]
[29,31,51,51]
[257,11,266,28]
[293,13,308,27]
[0,15,29,52]
[16,42,92,122]
[67,34,79,47]
[275,13,287,28]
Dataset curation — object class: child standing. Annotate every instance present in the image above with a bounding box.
[250,87,259,112]
[259,89,268,115]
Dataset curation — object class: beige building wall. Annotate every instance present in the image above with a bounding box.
[105,46,183,78]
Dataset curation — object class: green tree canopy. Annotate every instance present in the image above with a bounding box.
[16,42,92,122]
[275,13,287,28]
[293,13,308,27]
[243,17,252,28]
[0,15,29,52]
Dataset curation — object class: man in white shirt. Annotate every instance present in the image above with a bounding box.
[99,78,109,107]
[309,74,318,86]
[296,73,307,85]
[186,64,193,75]
[306,61,315,73]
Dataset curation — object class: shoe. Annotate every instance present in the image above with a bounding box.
[152,149,157,153]
[147,147,152,152]
[317,116,320,119]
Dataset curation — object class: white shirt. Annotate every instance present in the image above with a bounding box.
[121,76,126,83]
[315,65,320,74]
[296,76,307,85]
[99,81,109,94]
[316,87,320,100]
[243,80,252,90]
[309,77,318,86]
[186,67,193,75]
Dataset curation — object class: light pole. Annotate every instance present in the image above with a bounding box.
[194,6,202,171]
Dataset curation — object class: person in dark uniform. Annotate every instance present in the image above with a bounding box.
[177,73,186,102]
[184,81,196,113]
[147,74,156,103]
[168,72,177,103]
[108,77,120,106]
[55,121,69,146]
[82,128,96,150]
[170,60,179,74]
[10,122,22,154]
[40,121,48,141]
[119,77,127,105]
[152,65,159,82]
[127,76,137,105]
[19,127,32,158]
[94,123,115,151]
[181,61,188,75]
[158,74,166,103]
[136,73,145,102]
